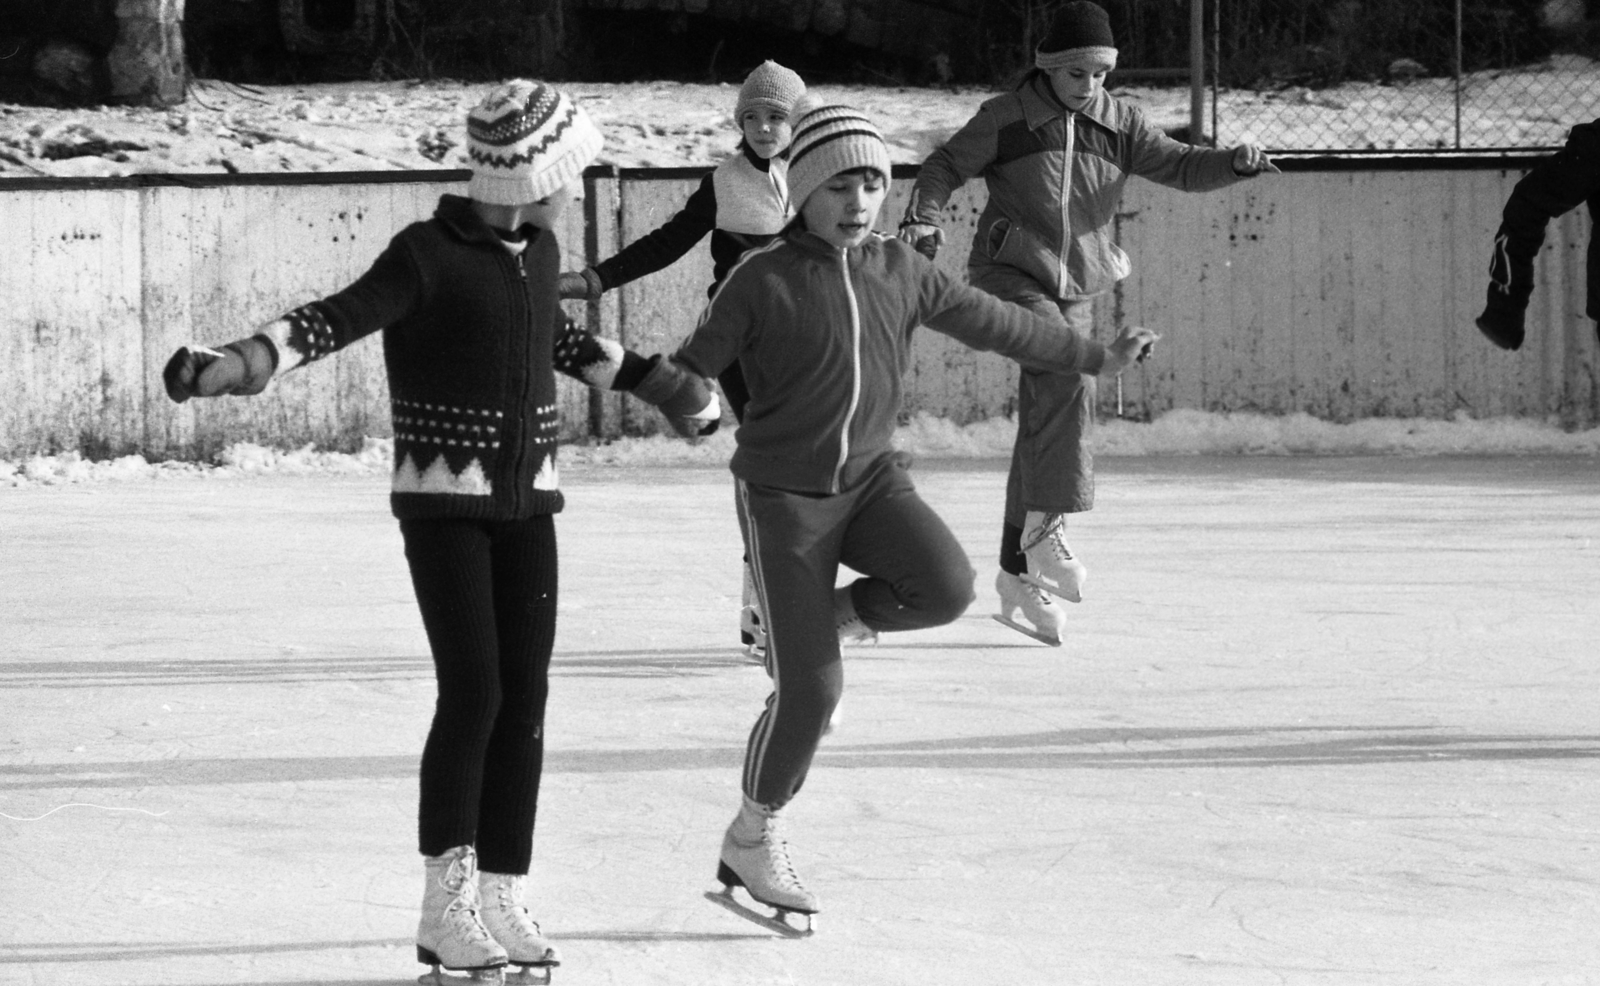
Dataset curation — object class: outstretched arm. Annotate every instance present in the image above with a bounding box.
[897,106,999,260]
[559,176,718,300]
[550,318,721,437]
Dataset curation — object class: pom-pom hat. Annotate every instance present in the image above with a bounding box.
[785,101,893,210]
[1035,1,1118,71]
[466,79,604,206]
[734,60,806,122]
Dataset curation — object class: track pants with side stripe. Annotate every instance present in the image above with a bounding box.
[736,453,976,808]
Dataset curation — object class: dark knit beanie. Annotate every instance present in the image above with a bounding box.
[1036,1,1118,70]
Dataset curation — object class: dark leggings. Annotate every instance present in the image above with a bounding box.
[399,514,557,875]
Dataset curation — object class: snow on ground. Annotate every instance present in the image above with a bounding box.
[3,56,1599,178]
[3,409,1598,488]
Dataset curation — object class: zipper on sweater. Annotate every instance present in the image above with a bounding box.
[507,248,531,513]
[830,248,864,494]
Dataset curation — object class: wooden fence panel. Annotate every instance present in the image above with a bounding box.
[1,161,1593,460]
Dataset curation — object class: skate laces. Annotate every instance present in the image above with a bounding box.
[757,817,808,893]
[438,851,493,941]
[1024,513,1074,560]
[485,875,543,935]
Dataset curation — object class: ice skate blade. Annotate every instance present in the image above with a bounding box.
[991,613,1062,647]
[1018,571,1082,603]
[419,965,507,985]
[505,963,555,986]
[704,888,816,937]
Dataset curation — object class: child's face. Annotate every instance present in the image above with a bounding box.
[800,168,887,250]
[473,183,581,233]
[741,106,794,160]
[1047,61,1112,111]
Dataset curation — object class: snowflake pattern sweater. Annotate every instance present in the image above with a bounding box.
[261,194,643,521]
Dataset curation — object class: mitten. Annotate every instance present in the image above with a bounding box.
[557,268,603,301]
[162,334,280,403]
[631,355,720,437]
[1476,295,1526,351]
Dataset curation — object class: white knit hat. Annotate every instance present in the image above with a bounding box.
[785,102,892,210]
[734,60,806,122]
[466,80,604,205]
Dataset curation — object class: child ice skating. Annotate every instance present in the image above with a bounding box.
[899,0,1274,645]
[1476,117,1600,351]
[559,59,807,660]
[634,100,1157,933]
[161,80,714,985]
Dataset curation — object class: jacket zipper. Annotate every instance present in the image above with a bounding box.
[1059,109,1074,296]
[830,248,863,494]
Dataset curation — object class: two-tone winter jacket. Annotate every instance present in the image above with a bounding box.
[592,142,790,298]
[1484,119,1600,324]
[663,226,1109,496]
[903,73,1242,301]
[261,194,652,521]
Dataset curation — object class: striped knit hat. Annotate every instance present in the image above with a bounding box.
[734,60,806,123]
[466,80,604,205]
[1035,1,1118,71]
[785,101,892,210]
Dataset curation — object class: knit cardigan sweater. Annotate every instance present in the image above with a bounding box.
[262,194,641,521]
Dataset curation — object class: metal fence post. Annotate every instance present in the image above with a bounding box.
[1190,0,1205,144]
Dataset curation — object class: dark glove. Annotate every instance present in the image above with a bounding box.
[557,268,603,301]
[162,335,279,403]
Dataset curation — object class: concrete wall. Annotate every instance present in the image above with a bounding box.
[0,159,1592,460]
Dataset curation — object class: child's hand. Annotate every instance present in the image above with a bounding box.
[558,268,601,301]
[1101,326,1161,375]
[1232,143,1279,176]
[162,336,277,403]
[665,390,723,439]
[897,223,944,260]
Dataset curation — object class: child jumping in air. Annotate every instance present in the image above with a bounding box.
[559,59,807,661]
[899,0,1274,646]
[635,100,1157,932]
[161,80,714,985]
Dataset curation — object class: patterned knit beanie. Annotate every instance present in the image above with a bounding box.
[785,102,892,210]
[1036,1,1118,70]
[466,80,604,205]
[734,60,807,123]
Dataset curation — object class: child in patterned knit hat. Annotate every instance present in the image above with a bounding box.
[161,79,716,985]
[900,0,1274,648]
[559,59,807,663]
[637,101,1157,934]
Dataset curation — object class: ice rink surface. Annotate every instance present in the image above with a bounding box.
[3,454,1598,986]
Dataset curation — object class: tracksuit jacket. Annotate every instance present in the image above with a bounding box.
[1483,119,1600,329]
[661,225,1110,495]
[903,72,1242,301]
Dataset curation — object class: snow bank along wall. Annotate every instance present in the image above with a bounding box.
[0,157,1593,459]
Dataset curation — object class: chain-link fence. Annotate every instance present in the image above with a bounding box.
[1203,0,1600,150]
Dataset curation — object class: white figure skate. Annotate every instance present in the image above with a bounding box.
[834,585,877,646]
[1019,510,1087,603]
[417,846,508,985]
[705,797,819,937]
[992,570,1066,646]
[479,871,560,985]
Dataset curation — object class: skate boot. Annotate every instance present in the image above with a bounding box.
[480,871,560,986]
[834,585,877,647]
[1020,510,1087,603]
[417,845,508,985]
[992,570,1066,646]
[706,796,819,936]
[740,560,767,663]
